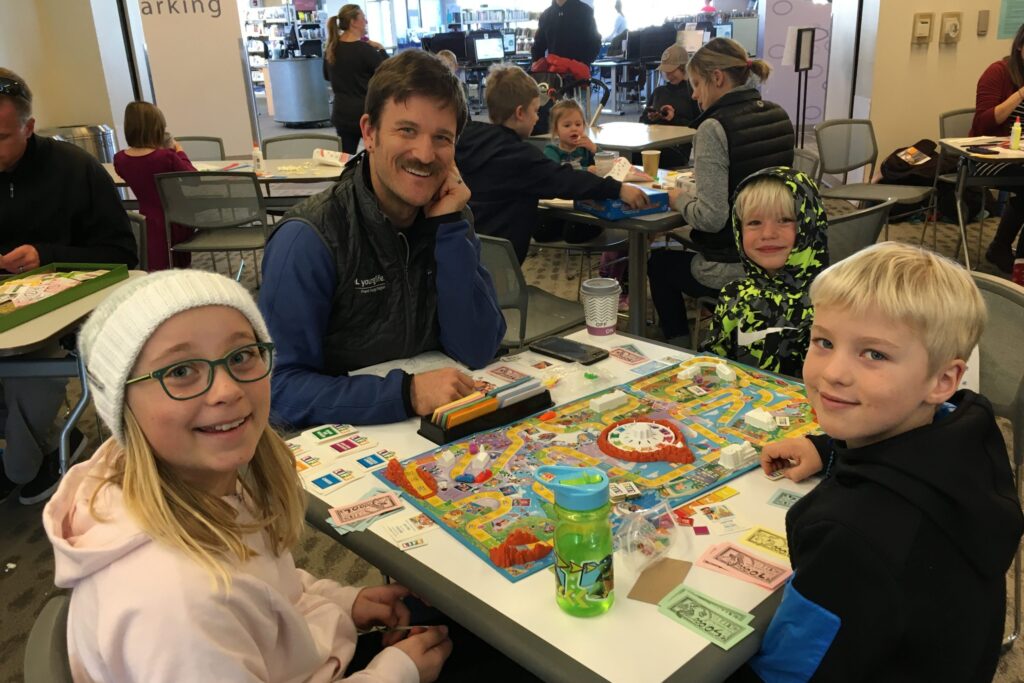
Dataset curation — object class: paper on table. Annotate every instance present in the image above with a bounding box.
[626,558,692,605]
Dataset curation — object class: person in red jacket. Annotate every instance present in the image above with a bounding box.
[971,22,1024,272]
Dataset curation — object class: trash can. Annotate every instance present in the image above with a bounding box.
[37,124,117,163]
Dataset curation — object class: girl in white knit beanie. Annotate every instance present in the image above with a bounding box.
[42,269,451,683]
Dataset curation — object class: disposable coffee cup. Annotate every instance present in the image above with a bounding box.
[580,278,621,336]
[641,149,661,178]
[594,150,618,177]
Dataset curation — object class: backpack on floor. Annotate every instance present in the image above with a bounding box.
[880,139,988,219]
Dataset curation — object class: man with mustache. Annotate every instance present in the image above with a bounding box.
[259,50,506,429]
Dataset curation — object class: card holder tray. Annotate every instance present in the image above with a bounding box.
[417,391,553,445]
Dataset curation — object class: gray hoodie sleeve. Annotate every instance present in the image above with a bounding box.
[672,119,731,234]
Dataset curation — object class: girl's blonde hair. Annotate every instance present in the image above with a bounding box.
[90,408,306,591]
[687,37,771,88]
[326,4,363,64]
[548,99,585,139]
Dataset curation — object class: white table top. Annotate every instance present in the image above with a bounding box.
[307,331,814,683]
[939,136,1024,162]
[103,158,344,186]
[0,270,146,356]
[588,122,697,152]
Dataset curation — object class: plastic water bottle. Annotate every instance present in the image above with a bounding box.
[537,465,614,617]
[252,145,264,172]
[1012,117,1022,152]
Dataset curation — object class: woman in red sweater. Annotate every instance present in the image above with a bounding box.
[972,23,1024,272]
[113,101,197,271]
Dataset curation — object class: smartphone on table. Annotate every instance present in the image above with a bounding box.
[529,336,609,365]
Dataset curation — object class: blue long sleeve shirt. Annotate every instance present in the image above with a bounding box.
[258,216,504,429]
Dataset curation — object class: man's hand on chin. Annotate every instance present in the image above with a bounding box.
[425,164,471,219]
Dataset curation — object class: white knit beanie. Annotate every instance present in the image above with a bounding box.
[78,269,272,444]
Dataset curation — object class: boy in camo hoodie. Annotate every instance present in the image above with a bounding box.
[701,167,828,377]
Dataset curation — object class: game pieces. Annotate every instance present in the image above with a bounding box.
[743,408,776,432]
[676,366,700,381]
[609,481,642,502]
[589,389,629,413]
[718,441,757,469]
[715,363,736,383]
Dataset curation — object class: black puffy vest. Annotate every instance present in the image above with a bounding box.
[691,87,795,262]
[269,154,447,374]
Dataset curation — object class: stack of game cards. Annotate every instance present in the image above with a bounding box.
[430,377,545,429]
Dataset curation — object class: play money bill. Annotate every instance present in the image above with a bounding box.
[740,526,790,560]
[658,592,754,650]
[329,492,402,526]
[708,543,791,589]
[659,585,753,625]
[767,489,803,510]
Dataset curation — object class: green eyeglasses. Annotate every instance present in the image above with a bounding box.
[125,342,275,400]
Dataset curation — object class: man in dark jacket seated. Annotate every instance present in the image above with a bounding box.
[457,63,648,263]
[0,68,138,504]
[258,50,506,429]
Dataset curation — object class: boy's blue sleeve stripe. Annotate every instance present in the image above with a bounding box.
[749,576,840,683]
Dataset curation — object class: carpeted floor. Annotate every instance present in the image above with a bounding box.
[2,206,1023,682]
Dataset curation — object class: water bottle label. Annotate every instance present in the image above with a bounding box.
[554,553,614,607]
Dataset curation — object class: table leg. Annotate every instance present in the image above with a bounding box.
[955,165,972,270]
[627,231,648,336]
[59,354,90,474]
[602,65,624,116]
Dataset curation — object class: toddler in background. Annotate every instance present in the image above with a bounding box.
[543,99,597,170]
[702,166,827,376]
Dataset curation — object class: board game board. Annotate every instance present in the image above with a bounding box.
[376,356,818,581]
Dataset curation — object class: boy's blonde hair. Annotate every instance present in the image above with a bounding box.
[485,63,539,124]
[734,176,795,224]
[90,411,306,592]
[548,99,585,139]
[436,49,458,72]
[810,242,986,372]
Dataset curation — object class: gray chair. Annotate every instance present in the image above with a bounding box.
[531,228,629,299]
[813,119,933,228]
[971,272,1024,651]
[155,172,269,284]
[175,136,226,161]
[827,199,896,264]
[479,235,585,349]
[939,107,976,139]
[24,593,72,683]
[923,108,986,263]
[126,211,149,271]
[262,133,341,159]
[792,147,820,181]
